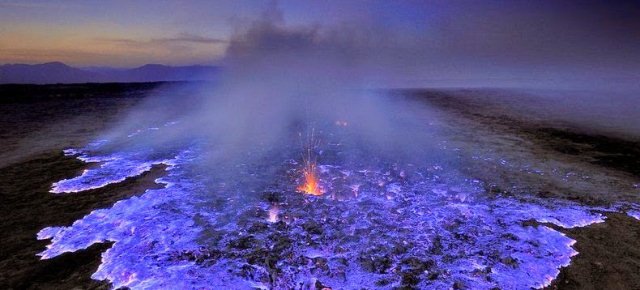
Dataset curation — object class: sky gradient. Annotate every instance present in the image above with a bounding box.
[1,0,638,86]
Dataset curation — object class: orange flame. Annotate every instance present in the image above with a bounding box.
[297,163,323,196]
[297,127,323,196]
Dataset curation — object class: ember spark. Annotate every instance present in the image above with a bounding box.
[297,161,323,195]
[297,127,323,196]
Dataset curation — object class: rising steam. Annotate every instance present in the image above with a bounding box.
[101,4,446,182]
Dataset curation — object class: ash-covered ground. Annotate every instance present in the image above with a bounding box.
[1,84,639,289]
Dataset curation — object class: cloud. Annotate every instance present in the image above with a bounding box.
[102,33,227,47]
[0,48,116,64]
[82,33,229,66]
[0,2,57,9]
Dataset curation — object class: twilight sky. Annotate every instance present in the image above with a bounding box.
[0,0,638,85]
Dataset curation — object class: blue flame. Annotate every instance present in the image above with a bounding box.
[37,127,639,289]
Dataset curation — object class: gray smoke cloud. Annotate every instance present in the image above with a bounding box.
[100,6,447,180]
[100,1,640,180]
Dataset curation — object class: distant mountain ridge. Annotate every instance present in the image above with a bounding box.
[0,62,219,84]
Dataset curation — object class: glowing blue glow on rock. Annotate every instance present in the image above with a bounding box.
[51,153,173,194]
[628,210,640,221]
[37,128,638,289]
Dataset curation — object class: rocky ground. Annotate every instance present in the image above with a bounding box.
[1,84,639,289]
[0,83,166,289]
[409,89,640,289]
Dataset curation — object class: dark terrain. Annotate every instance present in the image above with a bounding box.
[1,84,639,289]
[0,83,168,288]
[408,89,640,289]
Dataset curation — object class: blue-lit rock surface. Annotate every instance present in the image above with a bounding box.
[36,124,638,289]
